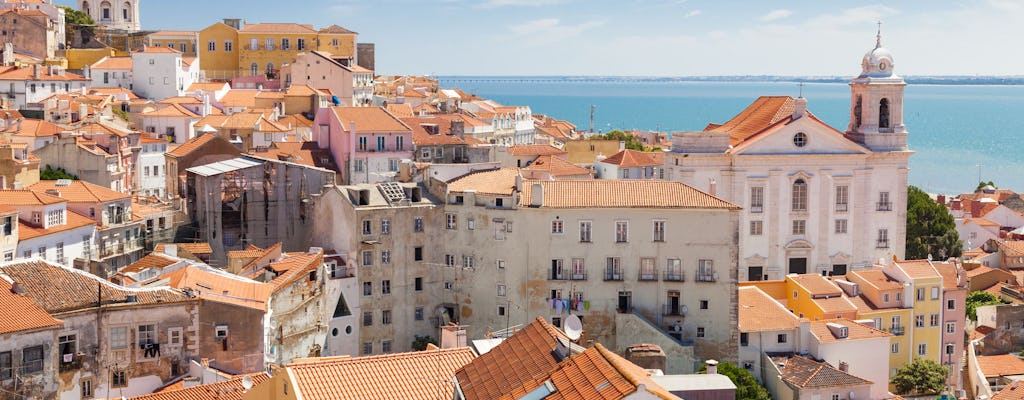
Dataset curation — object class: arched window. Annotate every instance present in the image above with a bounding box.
[122,2,131,21]
[82,1,90,17]
[250,63,258,76]
[265,62,274,77]
[792,179,808,211]
[100,1,111,20]
[879,98,890,129]
[853,95,862,128]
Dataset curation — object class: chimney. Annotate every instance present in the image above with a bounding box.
[44,189,60,197]
[78,103,88,120]
[82,64,91,80]
[705,360,719,375]
[531,183,544,207]
[839,361,849,372]
[708,178,717,197]
[450,119,465,138]
[2,43,11,67]
[164,244,177,257]
[793,97,807,120]
[203,92,212,117]
[32,64,40,79]
[514,173,523,192]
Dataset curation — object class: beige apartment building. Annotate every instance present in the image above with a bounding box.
[434,168,741,372]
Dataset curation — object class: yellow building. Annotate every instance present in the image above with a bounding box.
[198,21,240,80]
[844,268,914,379]
[147,30,199,57]
[885,260,945,370]
[237,23,319,78]
[314,25,357,58]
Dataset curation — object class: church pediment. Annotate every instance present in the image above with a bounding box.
[730,115,872,156]
[785,239,814,250]
[745,254,768,265]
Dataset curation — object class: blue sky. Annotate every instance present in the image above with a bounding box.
[55,0,1024,76]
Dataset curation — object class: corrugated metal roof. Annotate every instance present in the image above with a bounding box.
[186,157,263,177]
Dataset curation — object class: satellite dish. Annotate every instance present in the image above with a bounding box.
[564,315,583,341]
[241,375,254,390]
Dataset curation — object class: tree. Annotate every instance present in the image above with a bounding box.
[906,185,962,260]
[589,130,647,151]
[411,335,438,351]
[59,6,94,45]
[40,165,78,180]
[966,290,1005,321]
[976,181,998,192]
[698,361,770,400]
[891,358,948,395]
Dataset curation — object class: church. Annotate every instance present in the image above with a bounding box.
[666,31,912,281]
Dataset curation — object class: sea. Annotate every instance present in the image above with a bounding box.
[438,77,1024,195]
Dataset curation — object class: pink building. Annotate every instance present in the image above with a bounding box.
[282,51,373,106]
[313,106,413,184]
[935,262,968,387]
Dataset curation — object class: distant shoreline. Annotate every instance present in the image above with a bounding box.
[438,76,1024,86]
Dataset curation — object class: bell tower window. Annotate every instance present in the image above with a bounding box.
[879,98,890,129]
[853,95,862,128]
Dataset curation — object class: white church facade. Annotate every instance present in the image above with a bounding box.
[666,32,912,281]
[78,0,140,32]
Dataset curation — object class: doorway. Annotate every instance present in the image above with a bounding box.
[789,258,807,275]
[618,291,632,313]
[748,266,763,281]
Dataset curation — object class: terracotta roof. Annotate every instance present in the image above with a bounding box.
[143,103,200,118]
[92,56,132,70]
[161,265,271,311]
[971,325,996,342]
[447,168,519,196]
[277,114,313,128]
[706,96,796,146]
[70,122,134,137]
[0,189,64,205]
[121,253,179,274]
[775,354,872,388]
[1001,241,1024,257]
[218,90,261,108]
[0,260,190,314]
[249,141,337,171]
[933,262,963,290]
[846,268,902,291]
[129,373,269,400]
[266,251,323,293]
[330,106,411,133]
[147,30,198,37]
[386,103,414,118]
[808,319,892,343]
[0,275,62,334]
[811,296,859,314]
[790,274,842,296]
[165,133,217,158]
[89,87,141,99]
[158,96,203,105]
[455,317,569,400]
[498,343,678,400]
[286,347,475,400]
[7,119,62,137]
[29,180,129,203]
[993,382,1024,400]
[509,144,566,156]
[318,24,357,34]
[240,22,316,34]
[0,65,88,81]
[520,180,740,209]
[599,149,662,168]
[136,45,181,54]
[405,119,467,146]
[523,155,592,177]
[894,259,940,279]
[155,242,213,256]
[966,217,1001,227]
[977,354,1024,378]
[18,211,95,241]
[738,286,799,332]
[187,82,229,93]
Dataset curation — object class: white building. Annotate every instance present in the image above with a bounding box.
[0,0,66,49]
[77,0,140,32]
[1,190,95,267]
[666,32,912,280]
[0,65,89,109]
[130,46,199,100]
[136,137,167,198]
[89,56,132,89]
[595,149,664,180]
[138,104,200,144]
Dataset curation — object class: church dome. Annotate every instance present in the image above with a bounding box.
[859,28,896,78]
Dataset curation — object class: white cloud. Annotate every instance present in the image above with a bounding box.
[759,9,792,22]
[505,18,606,47]
[684,9,701,18]
[480,0,568,8]
[807,5,899,28]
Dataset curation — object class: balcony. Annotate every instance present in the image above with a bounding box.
[876,202,893,211]
[604,271,624,281]
[877,240,890,249]
[569,271,587,281]
[663,304,684,316]
[59,354,83,372]
[663,270,684,282]
[330,266,355,279]
[836,203,848,212]
[696,273,716,283]
[750,205,763,213]
[548,272,569,281]
[889,325,905,336]
[638,271,659,282]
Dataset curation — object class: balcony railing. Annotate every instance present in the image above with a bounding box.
[836,203,848,212]
[889,325,905,336]
[604,271,623,281]
[569,271,587,281]
[59,354,83,372]
[638,271,659,282]
[696,273,716,283]
[750,205,763,213]
[664,270,684,282]
[877,240,890,249]
[549,272,569,281]
[877,202,892,211]
[663,304,684,316]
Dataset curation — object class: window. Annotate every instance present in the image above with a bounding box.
[835,219,848,234]
[207,40,216,51]
[699,299,709,310]
[639,258,656,281]
[0,351,11,380]
[462,255,474,269]
[381,280,391,295]
[38,246,46,259]
[381,340,392,353]
[224,40,232,51]
[615,221,628,243]
[297,38,306,50]
[23,345,43,373]
[381,250,391,264]
[946,322,956,334]
[877,229,889,248]
[666,259,682,281]
[621,169,630,179]
[467,219,475,230]
[446,213,457,230]
[362,342,372,355]
[884,293,890,302]
[415,307,424,320]
[653,220,665,242]
[571,258,585,279]
[740,332,749,346]
[138,324,156,346]
[265,37,275,51]
[551,220,563,234]
[414,217,424,232]
[698,260,715,282]
[444,281,453,290]
[59,334,77,361]
[382,310,392,325]
[750,186,764,213]
[168,328,182,346]
[498,305,506,316]
[496,259,506,269]
[81,378,93,398]
[835,185,849,212]
[931,287,940,300]
[414,247,423,261]
[358,136,367,151]
[331,38,339,46]
[946,343,955,355]
[930,313,939,327]
[915,315,924,328]
[363,282,372,296]
[497,284,506,297]
[947,299,955,310]
[750,220,763,235]
[495,198,504,207]
[362,250,373,266]
[792,179,807,211]
[918,343,927,356]
[793,132,808,147]
[696,327,705,338]
[110,327,127,349]
[917,288,925,301]
[605,257,621,280]
[362,311,373,326]
[111,370,127,387]
[445,254,456,267]
[281,38,290,50]
[878,191,892,211]
[777,334,787,343]
[415,277,423,291]
[579,221,592,242]
[891,343,899,353]
[380,219,390,235]
[879,98,890,129]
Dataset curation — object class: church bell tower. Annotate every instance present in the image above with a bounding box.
[846,25,908,152]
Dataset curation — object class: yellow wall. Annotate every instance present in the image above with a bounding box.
[237,33,317,77]
[909,277,944,365]
[858,308,912,378]
[198,22,240,80]
[67,48,119,70]
[315,33,356,58]
[244,369,298,400]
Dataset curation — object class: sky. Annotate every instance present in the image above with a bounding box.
[54,0,1024,77]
